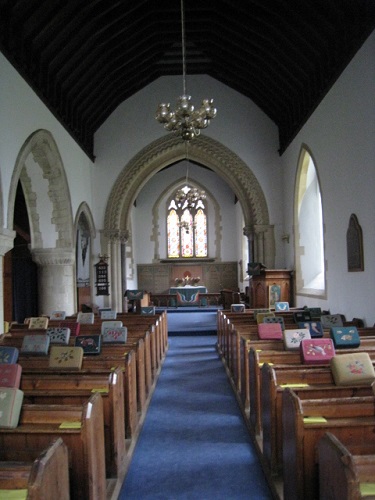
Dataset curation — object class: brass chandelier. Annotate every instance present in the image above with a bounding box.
[155,0,217,141]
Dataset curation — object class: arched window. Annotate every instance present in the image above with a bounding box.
[167,186,207,258]
[294,147,326,297]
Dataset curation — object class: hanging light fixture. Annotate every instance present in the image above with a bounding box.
[175,143,206,233]
[155,0,217,141]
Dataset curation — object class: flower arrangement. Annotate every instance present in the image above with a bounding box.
[191,276,201,285]
[174,278,184,286]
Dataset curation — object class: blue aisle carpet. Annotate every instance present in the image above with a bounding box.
[159,307,219,335]
[119,335,272,500]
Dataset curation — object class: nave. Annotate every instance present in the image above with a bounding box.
[119,335,272,499]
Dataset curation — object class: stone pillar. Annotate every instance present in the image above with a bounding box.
[102,229,129,313]
[246,224,275,269]
[31,248,75,316]
[0,229,16,328]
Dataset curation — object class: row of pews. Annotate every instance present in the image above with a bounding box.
[217,308,375,499]
[0,310,168,499]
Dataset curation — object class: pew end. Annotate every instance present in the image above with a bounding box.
[0,437,70,499]
[318,432,375,500]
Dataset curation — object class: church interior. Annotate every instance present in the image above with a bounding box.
[0,1,375,499]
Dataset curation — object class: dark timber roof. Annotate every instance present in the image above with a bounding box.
[1,0,374,159]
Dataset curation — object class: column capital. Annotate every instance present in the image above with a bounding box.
[0,228,16,256]
[102,228,129,243]
[31,248,75,266]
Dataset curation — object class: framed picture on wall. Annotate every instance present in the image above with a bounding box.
[347,213,364,272]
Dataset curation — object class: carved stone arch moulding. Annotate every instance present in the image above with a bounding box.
[7,129,74,250]
[104,134,270,236]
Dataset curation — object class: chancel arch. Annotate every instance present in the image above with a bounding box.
[103,135,275,310]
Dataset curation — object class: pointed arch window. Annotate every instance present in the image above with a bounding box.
[294,148,326,297]
[167,187,207,258]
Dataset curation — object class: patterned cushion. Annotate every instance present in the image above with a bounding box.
[176,291,200,306]
[77,312,94,324]
[331,352,375,386]
[100,320,123,335]
[321,314,344,328]
[275,302,289,312]
[28,317,49,329]
[46,327,71,345]
[330,326,360,348]
[264,315,285,330]
[298,321,324,338]
[50,311,66,320]
[231,304,245,313]
[300,338,335,364]
[100,310,117,319]
[283,328,311,350]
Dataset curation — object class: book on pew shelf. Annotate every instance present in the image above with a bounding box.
[300,338,335,364]
[293,310,312,323]
[283,328,311,350]
[0,363,22,388]
[76,312,95,324]
[141,306,156,315]
[256,312,275,324]
[264,315,285,330]
[21,334,50,355]
[330,352,375,386]
[321,313,344,328]
[258,322,283,340]
[0,387,24,428]
[102,326,128,344]
[100,320,123,335]
[0,346,19,364]
[75,334,102,355]
[274,301,289,311]
[46,327,71,345]
[100,310,117,319]
[50,310,66,320]
[329,326,360,348]
[298,321,324,338]
[230,304,245,313]
[49,346,84,370]
[28,316,49,329]
[59,321,80,336]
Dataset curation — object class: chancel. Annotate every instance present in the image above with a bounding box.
[0,1,375,499]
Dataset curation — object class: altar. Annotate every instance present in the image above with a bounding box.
[169,286,207,306]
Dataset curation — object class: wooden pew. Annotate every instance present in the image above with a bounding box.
[0,437,70,499]
[248,344,375,436]
[20,368,126,480]
[17,350,138,440]
[261,363,375,476]
[317,431,375,500]
[7,322,153,413]
[0,393,106,500]
[236,326,375,403]
[1,332,138,440]
[282,389,375,500]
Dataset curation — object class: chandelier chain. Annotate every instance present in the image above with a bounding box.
[155,0,217,141]
[181,0,187,97]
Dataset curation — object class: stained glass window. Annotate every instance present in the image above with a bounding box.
[167,188,207,258]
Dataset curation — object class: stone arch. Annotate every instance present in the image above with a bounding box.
[104,134,269,234]
[74,202,96,246]
[7,129,74,250]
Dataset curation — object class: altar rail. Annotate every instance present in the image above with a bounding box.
[150,293,221,307]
